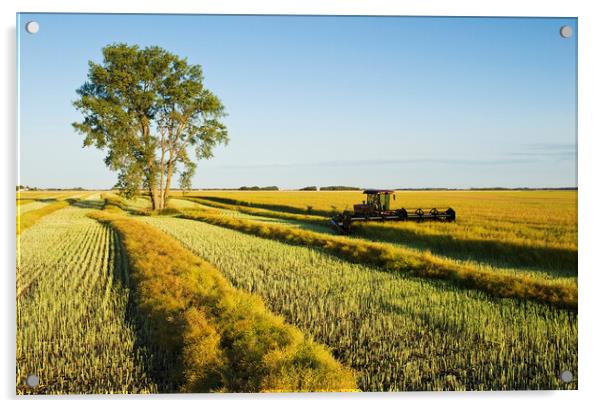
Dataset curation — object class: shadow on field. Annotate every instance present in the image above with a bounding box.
[68,199,104,210]
[237,215,332,233]
[110,231,182,393]
[197,196,336,216]
[190,196,578,276]
[353,224,577,278]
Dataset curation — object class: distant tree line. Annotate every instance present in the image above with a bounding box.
[238,186,279,191]
[17,185,88,191]
[320,186,362,191]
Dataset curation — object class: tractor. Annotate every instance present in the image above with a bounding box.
[330,189,455,234]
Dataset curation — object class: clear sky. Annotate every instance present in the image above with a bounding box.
[18,13,577,189]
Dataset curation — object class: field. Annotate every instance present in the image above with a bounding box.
[17,195,158,394]
[174,190,577,266]
[16,189,578,393]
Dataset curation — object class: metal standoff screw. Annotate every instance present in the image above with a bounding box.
[25,374,39,388]
[25,21,39,34]
[560,370,573,383]
[559,25,573,38]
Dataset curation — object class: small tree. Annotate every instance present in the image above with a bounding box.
[73,43,228,209]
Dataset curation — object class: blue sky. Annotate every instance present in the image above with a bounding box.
[18,14,577,189]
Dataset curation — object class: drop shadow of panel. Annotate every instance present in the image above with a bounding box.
[109,228,182,393]
[354,224,577,278]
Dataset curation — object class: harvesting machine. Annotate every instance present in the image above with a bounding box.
[330,189,455,234]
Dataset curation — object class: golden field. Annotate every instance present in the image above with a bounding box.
[16,189,578,392]
[175,190,577,249]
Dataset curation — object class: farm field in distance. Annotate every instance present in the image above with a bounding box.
[16,189,578,393]
[175,190,577,253]
[175,190,577,279]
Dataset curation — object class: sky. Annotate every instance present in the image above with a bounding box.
[17,14,577,189]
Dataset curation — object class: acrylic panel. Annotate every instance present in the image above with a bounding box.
[16,13,577,394]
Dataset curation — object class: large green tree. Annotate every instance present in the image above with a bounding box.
[73,43,228,209]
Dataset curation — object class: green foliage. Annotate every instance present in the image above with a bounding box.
[73,43,228,209]
[299,186,317,191]
[178,160,196,196]
[115,168,145,199]
[89,211,357,392]
[178,209,577,309]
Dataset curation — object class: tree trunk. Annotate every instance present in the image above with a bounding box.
[150,188,161,210]
[159,135,166,210]
[142,120,163,210]
[162,161,174,210]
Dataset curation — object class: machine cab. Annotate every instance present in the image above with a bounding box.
[354,189,395,215]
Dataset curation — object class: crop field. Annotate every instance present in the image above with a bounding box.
[16,191,88,214]
[17,196,158,394]
[175,190,577,248]
[16,189,578,393]
[180,190,577,242]
[142,215,577,391]
[176,190,577,274]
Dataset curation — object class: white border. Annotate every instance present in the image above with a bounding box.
[2,1,600,407]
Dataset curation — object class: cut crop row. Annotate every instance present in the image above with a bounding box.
[17,200,71,235]
[180,196,576,274]
[177,210,577,309]
[90,209,357,392]
[141,215,577,391]
[180,191,577,262]
[17,201,157,394]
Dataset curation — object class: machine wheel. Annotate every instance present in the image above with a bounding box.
[343,214,353,232]
[397,208,408,221]
[446,208,456,222]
